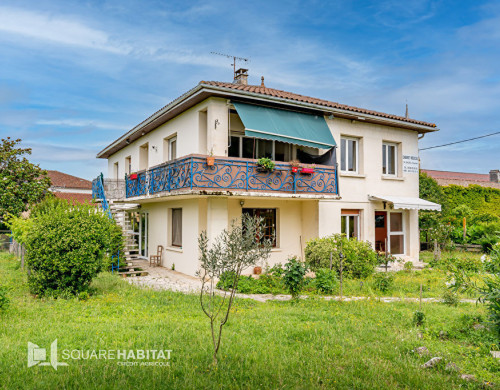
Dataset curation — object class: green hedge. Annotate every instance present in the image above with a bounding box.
[24,198,123,297]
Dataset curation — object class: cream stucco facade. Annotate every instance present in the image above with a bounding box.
[97,81,438,276]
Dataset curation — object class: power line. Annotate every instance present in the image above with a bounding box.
[419,131,500,151]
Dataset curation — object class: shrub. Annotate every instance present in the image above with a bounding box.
[413,310,426,326]
[305,234,378,278]
[403,261,414,272]
[0,286,9,312]
[441,290,459,306]
[283,256,307,298]
[372,272,394,292]
[24,199,123,297]
[314,268,337,294]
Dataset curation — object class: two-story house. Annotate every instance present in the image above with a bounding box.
[94,71,441,276]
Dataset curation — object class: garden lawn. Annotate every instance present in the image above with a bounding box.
[0,252,498,389]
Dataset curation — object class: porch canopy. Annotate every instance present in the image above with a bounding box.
[369,195,441,211]
[233,102,336,149]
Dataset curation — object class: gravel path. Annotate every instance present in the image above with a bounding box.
[127,265,476,303]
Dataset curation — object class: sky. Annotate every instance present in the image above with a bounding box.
[0,0,499,179]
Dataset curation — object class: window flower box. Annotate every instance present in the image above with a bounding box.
[291,166,299,173]
[300,167,314,175]
[129,173,138,180]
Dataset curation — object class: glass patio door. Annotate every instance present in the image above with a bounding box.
[139,212,149,257]
[389,212,405,255]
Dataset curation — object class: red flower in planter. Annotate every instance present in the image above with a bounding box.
[300,167,314,174]
[129,173,138,180]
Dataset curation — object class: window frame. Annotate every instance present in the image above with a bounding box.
[171,208,182,248]
[382,142,398,176]
[388,211,405,255]
[341,210,360,239]
[169,136,177,161]
[242,208,278,247]
[340,136,359,173]
[125,156,131,175]
[228,133,291,162]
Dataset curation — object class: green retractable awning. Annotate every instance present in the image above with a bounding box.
[233,102,336,149]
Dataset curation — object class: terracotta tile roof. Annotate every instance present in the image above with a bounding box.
[53,192,94,204]
[421,169,500,189]
[46,170,92,189]
[200,81,437,128]
[421,169,490,182]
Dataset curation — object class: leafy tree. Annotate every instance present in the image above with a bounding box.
[419,171,446,231]
[0,138,51,225]
[198,215,272,364]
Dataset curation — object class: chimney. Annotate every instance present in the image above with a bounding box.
[234,68,248,85]
[490,169,500,183]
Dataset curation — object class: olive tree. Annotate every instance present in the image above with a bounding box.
[198,214,272,364]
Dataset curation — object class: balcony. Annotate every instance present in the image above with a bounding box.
[122,154,339,199]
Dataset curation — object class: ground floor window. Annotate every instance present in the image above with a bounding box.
[171,208,182,247]
[242,208,277,247]
[341,210,360,239]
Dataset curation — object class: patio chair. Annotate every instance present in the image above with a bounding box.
[150,245,163,267]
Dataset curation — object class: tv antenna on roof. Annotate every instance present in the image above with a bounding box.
[210,52,250,80]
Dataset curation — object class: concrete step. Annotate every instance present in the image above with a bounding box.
[118,270,149,277]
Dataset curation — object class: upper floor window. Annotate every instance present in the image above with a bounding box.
[340,137,358,173]
[125,156,131,175]
[229,134,291,162]
[382,142,397,176]
[163,136,177,161]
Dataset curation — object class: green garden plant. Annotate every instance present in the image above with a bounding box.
[0,286,9,312]
[283,256,307,298]
[413,310,426,326]
[198,214,272,364]
[305,234,378,278]
[22,198,123,297]
[372,272,394,292]
[314,268,337,294]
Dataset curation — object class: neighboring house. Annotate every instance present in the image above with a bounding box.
[422,169,500,190]
[94,70,441,276]
[47,170,93,204]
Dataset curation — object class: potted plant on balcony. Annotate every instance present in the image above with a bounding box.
[129,172,138,180]
[257,157,275,173]
[206,149,215,167]
[290,159,301,173]
[300,164,315,175]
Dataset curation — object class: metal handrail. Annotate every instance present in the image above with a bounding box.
[124,155,338,198]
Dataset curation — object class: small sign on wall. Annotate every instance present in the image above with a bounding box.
[403,155,419,173]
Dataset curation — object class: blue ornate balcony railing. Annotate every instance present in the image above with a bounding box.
[91,173,113,219]
[124,155,339,198]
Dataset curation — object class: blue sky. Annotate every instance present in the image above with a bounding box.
[0,0,499,179]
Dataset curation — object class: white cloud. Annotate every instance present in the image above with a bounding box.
[36,119,128,131]
[0,6,130,54]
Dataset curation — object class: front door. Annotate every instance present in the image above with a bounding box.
[375,211,387,252]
